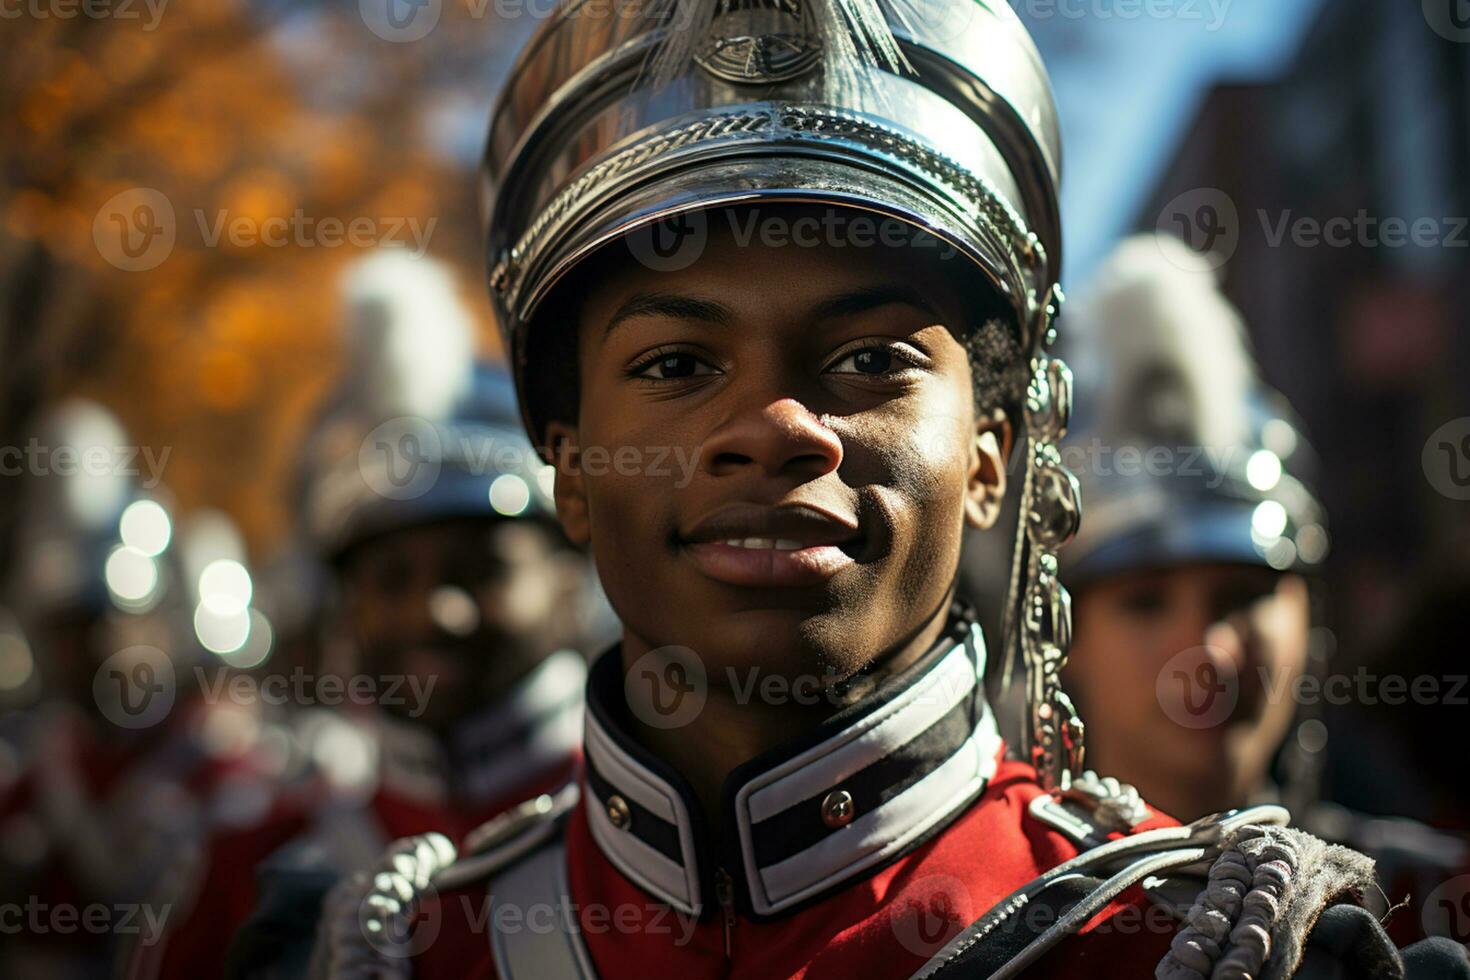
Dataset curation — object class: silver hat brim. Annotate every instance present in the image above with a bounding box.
[506,151,1039,444]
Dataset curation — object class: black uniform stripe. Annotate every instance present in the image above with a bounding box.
[749,691,979,868]
[584,754,684,864]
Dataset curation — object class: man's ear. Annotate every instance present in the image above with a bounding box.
[543,420,590,548]
[963,408,1012,530]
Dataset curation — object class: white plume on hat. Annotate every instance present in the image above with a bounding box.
[296,250,481,555]
[1067,233,1256,453]
[34,399,134,532]
[337,249,476,423]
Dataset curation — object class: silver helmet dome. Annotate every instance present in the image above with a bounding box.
[482,0,1064,444]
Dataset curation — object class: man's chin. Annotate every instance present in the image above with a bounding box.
[653,605,893,684]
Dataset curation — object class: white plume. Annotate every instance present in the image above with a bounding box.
[337,250,476,422]
[1067,234,1257,453]
[28,398,134,533]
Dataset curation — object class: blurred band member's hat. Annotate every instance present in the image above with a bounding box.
[1059,235,1329,589]
[301,251,555,565]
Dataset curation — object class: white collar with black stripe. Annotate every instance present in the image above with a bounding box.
[377,648,586,807]
[581,606,1002,920]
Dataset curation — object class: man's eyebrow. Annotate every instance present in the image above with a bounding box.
[808,284,943,323]
[603,292,733,335]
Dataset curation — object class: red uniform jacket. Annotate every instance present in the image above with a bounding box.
[134,650,587,979]
[398,613,1182,979]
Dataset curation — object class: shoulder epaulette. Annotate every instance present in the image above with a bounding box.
[304,782,579,978]
[1024,769,1152,850]
[435,782,579,892]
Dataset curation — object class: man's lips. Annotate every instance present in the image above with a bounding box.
[679,503,862,588]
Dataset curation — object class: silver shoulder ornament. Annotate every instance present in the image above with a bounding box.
[305,785,579,978]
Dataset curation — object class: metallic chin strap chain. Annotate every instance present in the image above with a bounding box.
[1008,284,1086,794]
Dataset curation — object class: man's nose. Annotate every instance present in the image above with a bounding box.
[700,395,843,481]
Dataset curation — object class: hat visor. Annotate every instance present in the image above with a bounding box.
[516,153,1030,341]
[1063,500,1283,587]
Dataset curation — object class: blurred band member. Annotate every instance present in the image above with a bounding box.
[145,251,600,980]
[1060,235,1466,943]
[296,252,594,838]
[1057,235,1329,822]
[0,401,280,979]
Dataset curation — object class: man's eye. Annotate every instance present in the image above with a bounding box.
[1116,589,1168,617]
[632,352,717,380]
[827,345,915,376]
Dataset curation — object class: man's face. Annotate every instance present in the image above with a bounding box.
[548,206,1009,688]
[339,517,576,729]
[1065,562,1311,819]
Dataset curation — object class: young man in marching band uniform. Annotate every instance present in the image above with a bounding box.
[303,2,1467,977]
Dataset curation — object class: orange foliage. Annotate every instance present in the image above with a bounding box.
[0,0,508,555]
